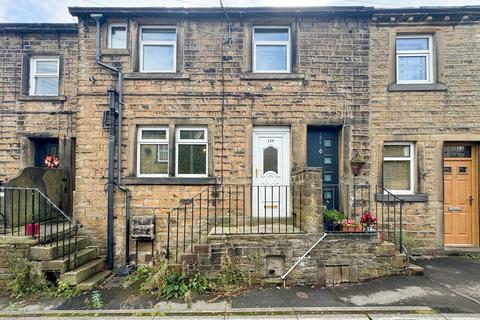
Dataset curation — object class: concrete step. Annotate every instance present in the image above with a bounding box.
[59,257,106,285]
[41,246,99,274]
[180,252,198,265]
[30,237,88,261]
[77,270,112,291]
[406,263,424,276]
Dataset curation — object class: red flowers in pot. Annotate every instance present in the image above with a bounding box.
[361,211,377,232]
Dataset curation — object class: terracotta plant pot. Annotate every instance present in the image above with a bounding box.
[354,225,363,232]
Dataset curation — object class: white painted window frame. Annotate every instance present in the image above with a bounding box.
[29,56,59,96]
[396,35,433,84]
[108,23,127,49]
[175,126,208,178]
[253,26,291,73]
[139,26,177,73]
[383,142,415,195]
[136,127,169,178]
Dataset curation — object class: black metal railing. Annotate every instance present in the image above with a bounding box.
[322,184,404,252]
[0,186,80,270]
[166,184,305,263]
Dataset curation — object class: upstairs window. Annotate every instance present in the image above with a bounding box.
[383,142,414,195]
[108,24,127,49]
[137,127,169,177]
[29,57,59,96]
[175,127,208,177]
[396,35,433,84]
[140,26,176,72]
[253,27,290,73]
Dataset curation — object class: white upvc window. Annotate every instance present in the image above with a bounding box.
[253,26,290,73]
[383,142,415,195]
[175,127,208,177]
[29,57,59,96]
[137,127,169,177]
[140,26,176,73]
[108,24,127,49]
[396,35,433,84]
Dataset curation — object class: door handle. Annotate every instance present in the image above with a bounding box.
[469,195,474,206]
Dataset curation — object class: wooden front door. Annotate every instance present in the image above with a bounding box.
[444,159,474,245]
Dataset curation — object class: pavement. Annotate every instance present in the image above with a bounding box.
[0,255,479,318]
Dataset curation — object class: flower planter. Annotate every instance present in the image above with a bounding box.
[26,223,40,236]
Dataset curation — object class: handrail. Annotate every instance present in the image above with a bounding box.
[281,232,327,285]
[1,186,76,225]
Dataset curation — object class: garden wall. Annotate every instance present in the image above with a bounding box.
[195,233,405,285]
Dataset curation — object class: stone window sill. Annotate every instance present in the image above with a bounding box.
[101,48,130,56]
[388,83,448,92]
[240,73,305,80]
[18,95,66,101]
[124,72,191,80]
[124,177,219,185]
[375,193,428,203]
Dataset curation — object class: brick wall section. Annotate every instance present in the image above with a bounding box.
[73,16,372,263]
[369,22,480,252]
[0,29,78,181]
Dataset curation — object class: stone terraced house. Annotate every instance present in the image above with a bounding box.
[0,5,479,289]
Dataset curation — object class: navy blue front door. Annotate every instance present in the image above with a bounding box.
[307,127,339,210]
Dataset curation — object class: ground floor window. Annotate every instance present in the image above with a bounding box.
[33,138,59,167]
[137,127,169,177]
[136,125,208,178]
[383,142,414,194]
[175,127,208,177]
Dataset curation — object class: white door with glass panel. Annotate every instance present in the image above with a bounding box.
[252,127,290,217]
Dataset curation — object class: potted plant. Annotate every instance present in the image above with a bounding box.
[341,219,363,232]
[361,211,377,232]
[323,209,344,232]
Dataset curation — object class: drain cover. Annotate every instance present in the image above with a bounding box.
[296,291,309,299]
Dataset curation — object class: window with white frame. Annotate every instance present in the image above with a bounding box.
[137,127,169,177]
[396,35,433,84]
[108,24,127,49]
[383,142,414,194]
[253,27,290,73]
[175,127,208,177]
[140,27,176,72]
[29,57,59,96]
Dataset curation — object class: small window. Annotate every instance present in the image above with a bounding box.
[444,145,472,158]
[137,127,169,177]
[253,27,290,73]
[383,142,414,194]
[29,57,59,96]
[396,35,433,84]
[175,127,208,177]
[108,24,127,49]
[263,146,278,174]
[140,26,176,73]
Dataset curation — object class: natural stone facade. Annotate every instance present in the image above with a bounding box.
[369,10,480,253]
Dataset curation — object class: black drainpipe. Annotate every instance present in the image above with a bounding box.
[90,13,131,270]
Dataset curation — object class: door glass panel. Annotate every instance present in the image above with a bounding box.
[324,139,332,147]
[459,167,467,174]
[324,156,332,164]
[263,146,278,174]
[324,173,333,182]
[444,146,472,158]
[443,166,452,174]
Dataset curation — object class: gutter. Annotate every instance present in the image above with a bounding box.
[91,13,131,270]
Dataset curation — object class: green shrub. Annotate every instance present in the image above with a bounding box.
[214,257,252,292]
[162,273,190,299]
[55,281,80,298]
[323,209,344,223]
[90,290,104,309]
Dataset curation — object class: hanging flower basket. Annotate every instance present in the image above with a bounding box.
[44,154,60,168]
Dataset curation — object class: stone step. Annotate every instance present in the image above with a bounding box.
[59,257,106,285]
[406,263,424,276]
[30,237,88,261]
[180,252,198,265]
[41,246,99,274]
[260,278,284,287]
[77,270,112,291]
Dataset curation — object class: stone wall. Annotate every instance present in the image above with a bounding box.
[0,25,78,212]
[197,233,404,285]
[0,236,38,289]
[73,13,372,264]
[368,17,480,253]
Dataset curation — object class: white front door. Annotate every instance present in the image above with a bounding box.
[252,127,290,217]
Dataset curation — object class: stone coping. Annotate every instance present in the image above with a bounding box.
[0,236,37,245]
[208,232,377,241]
